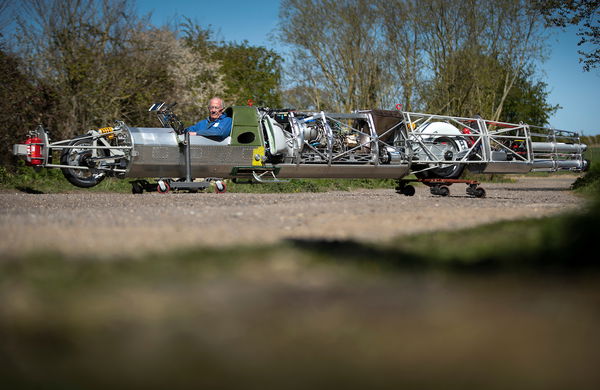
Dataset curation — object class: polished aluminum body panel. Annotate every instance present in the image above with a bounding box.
[125,127,255,178]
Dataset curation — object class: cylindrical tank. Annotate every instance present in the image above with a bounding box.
[25,136,43,165]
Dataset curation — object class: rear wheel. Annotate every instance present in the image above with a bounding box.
[60,136,107,188]
[415,137,465,180]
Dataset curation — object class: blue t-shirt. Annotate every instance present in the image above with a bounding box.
[186,113,232,141]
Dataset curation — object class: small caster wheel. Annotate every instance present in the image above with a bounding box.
[131,181,144,194]
[439,185,450,196]
[432,185,450,197]
[402,184,415,196]
[215,180,226,193]
[474,187,486,198]
[157,180,170,194]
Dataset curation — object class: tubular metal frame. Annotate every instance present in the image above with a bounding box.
[399,111,586,173]
[17,109,588,182]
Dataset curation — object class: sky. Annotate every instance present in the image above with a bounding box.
[136,0,281,48]
[541,25,600,136]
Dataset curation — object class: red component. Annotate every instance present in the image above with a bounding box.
[460,127,475,147]
[25,136,43,165]
[395,103,403,111]
[215,180,226,194]
[247,99,254,106]
[157,180,170,194]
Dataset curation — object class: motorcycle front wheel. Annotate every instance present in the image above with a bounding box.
[60,136,107,188]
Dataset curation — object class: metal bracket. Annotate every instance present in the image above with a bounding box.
[251,170,288,183]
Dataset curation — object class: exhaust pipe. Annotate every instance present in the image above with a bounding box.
[531,142,587,154]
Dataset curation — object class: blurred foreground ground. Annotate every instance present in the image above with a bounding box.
[1,175,598,389]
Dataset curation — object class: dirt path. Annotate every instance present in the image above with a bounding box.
[0,175,586,257]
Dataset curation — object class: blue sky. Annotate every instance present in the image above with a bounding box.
[136,0,280,48]
[541,25,600,136]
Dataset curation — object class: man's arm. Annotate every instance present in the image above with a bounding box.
[185,119,207,134]
[197,117,232,139]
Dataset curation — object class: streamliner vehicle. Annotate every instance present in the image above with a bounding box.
[13,102,588,197]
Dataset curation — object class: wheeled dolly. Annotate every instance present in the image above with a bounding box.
[130,178,226,194]
[396,178,486,198]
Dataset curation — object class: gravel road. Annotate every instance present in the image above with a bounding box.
[0,175,586,257]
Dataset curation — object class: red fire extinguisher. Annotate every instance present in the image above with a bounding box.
[25,136,43,165]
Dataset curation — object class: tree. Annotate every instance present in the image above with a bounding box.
[499,65,560,126]
[0,46,56,167]
[378,0,424,111]
[0,0,11,34]
[181,20,282,114]
[8,0,226,138]
[533,0,600,72]
[14,0,158,138]
[410,0,546,121]
[278,0,550,123]
[278,0,391,111]
[424,48,509,118]
[213,41,282,107]
[142,26,224,125]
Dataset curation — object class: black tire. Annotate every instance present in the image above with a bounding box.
[60,136,107,188]
[402,185,416,196]
[430,185,450,196]
[416,165,465,180]
[131,181,144,194]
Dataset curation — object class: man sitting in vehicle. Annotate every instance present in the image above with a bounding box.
[186,97,232,141]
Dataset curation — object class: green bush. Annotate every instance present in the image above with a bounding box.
[572,150,600,195]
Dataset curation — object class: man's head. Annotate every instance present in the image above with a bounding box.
[208,97,224,121]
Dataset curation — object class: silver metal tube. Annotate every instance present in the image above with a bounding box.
[531,159,586,170]
[45,163,128,172]
[48,145,132,150]
[531,142,587,154]
[184,130,192,182]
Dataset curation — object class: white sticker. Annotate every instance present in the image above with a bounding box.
[213,122,219,127]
